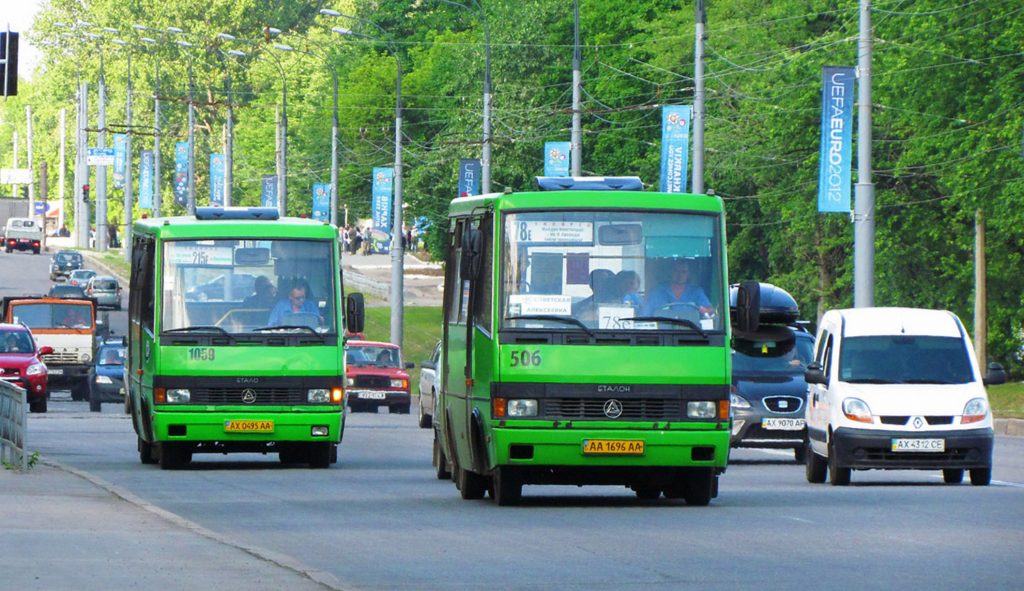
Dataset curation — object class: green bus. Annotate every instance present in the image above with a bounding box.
[127,207,364,469]
[435,177,755,505]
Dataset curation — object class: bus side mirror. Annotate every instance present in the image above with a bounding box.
[734,281,760,334]
[805,362,827,385]
[346,292,365,335]
[983,362,1006,386]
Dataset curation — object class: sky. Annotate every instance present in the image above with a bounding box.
[4,0,44,79]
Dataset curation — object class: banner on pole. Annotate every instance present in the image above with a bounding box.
[817,66,856,213]
[544,142,571,177]
[312,183,330,222]
[659,105,691,193]
[371,167,394,254]
[209,153,225,207]
[173,142,188,207]
[261,175,278,208]
[458,158,481,197]
[113,134,127,189]
[138,150,154,209]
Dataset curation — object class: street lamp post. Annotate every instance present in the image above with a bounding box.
[169,29,197,215]
[84,31,109,252]
[322,9,405,348]
[112,38,134,261]
[133,25,163,218]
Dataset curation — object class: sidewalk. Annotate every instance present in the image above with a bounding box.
[0,461,339,590]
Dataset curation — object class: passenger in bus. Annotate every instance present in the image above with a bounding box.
[268,283,321,326]
[571,269,616,321]
[242,276,277,309]
[615,270,643,308]
[643,259,713,316]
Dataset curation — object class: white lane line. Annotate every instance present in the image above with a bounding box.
[928,475,1024,488]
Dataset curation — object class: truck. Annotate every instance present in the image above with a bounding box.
[4,217,43,254]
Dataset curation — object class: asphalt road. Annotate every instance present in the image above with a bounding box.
[8,249,1024,590]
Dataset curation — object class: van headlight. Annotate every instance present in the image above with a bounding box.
[507,399,538,417]
[842,398,873,424]
[166,388,191,403]
[961,398,988,424]
[307,388,330,403]
[687,401,717,419]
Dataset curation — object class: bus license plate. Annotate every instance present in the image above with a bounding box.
[358,391,387,400]
[762,418,805,430]
[891,438,945,452]
[582,439,644,455]
[224,420,274,433]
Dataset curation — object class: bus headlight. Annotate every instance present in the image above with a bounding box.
[95,375,113,384]
[507,399,538,417]
[307,388,331,403]
[390,379,408,389]
[166,388,191,403]
[687,401,717,419]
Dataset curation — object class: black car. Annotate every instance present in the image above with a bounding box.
[88,339,126,412]
[48,284,87,299]
[49,250,84,281]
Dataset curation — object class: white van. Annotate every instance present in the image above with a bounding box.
[803,307,1005,486]
[4,217,43,254]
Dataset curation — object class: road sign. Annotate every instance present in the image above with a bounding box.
[87,147,116,166]
[0,168,31,184]
[33,201,48,214]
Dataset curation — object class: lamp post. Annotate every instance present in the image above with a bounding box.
[133,25,163,218]
[83,30,109,251]
[112,37,134,261]
[321,9,405,348]
[168,28,197,215]
[438,0,492,193]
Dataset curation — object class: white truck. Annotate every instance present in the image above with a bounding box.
[4,217,43,254]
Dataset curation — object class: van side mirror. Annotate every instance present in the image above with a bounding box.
[734,281,760,334]
[345,293,365,335]
[983,362,1006,386]
[805,361,828,385]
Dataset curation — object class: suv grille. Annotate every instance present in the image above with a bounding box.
[541,398,678,420]
[762,396,803,414]
[354,376,391,389]
[0,367,21,376]
[190,387,306,405]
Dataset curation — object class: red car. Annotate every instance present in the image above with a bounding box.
[0,324,52,413]
[345,340,414,414]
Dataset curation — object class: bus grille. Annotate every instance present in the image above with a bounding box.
[190,387,306,405]
[542,398,679,420]
[353,376,391,389]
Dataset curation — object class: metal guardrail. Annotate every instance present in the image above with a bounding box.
[0,380,28,471]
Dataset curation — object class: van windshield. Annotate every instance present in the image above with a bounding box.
[838,336,974,384]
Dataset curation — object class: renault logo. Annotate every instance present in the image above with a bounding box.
[241,388,257,404]
[603,399,623,419]
[913,416,924,429]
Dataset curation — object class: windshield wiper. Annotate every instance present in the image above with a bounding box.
[628,316,707,338]
[253,325,325,340]
[845,378,902,384]
[902,378,956,384]
[161,325,235,343]
[505,315,594,337]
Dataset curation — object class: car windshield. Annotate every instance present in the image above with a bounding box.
[50,286,85,297]
[94,280,118,290]
[839,335,974,384]
[500,210,725,333]
[98,345,126,365]
[161,238,336,335]
[347,346,402,368]
[0,331,33,353]
[733,335,814,374]
[11,303,93,329]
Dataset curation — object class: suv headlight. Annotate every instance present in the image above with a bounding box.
[166,388,191,403]
[730,393,751,409]
[962,397,988,424]
[26,363,45,376]
[390,379,408,389]
[507,399,538,417]
[307,388,330,403]
[842,398,873,424]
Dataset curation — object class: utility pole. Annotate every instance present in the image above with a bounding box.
[186,55,195,215]
[26,105,34,218]
[330,69,338,225]
[275,106,281,209]
[77,81,90,249]
[853,0,876,307]
[97,56,108,252]
[224,67,234,207]
[570,0,582,176]
[391,60,404,349]
[692,0,706,194]
[11,130,18,205]
[974,210,987,365]
[59,108,66,230]
[153,55,161,218]
[481,4,492,193]
[123,48,133,260]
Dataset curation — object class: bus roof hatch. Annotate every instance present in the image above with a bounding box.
[535,176,644,192]
[195,207,280,221]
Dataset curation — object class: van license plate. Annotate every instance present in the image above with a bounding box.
[224,420,274,433]
[762,418,805,430]
[582,439,645,455]
[891,438,945,452]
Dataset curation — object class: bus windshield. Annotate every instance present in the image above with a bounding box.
[501,210,724,333]
[161,238,336,334]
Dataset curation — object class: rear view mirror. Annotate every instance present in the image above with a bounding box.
[804,362,827,385]
[346,293,365,335]
[983,362,1006,386]
[234,247,270,266]
[598,224,642,246]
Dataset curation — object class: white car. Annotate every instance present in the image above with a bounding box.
[417,340,441,428]
[804,307,1006,486]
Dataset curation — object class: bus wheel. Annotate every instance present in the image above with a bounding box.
[456,465,488,500]
[159,443,190,470]
[433,434,451,480]
[308,443,332,469]
[684,469,715,506]
[633,486,661,500]
[138,436,157,465]
[278,445,302,464]
[492,467,522,506]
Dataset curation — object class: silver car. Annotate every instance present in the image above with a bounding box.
[417,340,441,429]
[86,275,122,310]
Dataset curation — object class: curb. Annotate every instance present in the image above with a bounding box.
[41,457,347,591]
[995,418,1024,437]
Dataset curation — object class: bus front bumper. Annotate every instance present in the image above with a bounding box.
[150,409,343,443]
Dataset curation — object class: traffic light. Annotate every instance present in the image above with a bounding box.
[82,184,90,204]
[0,32,18,97]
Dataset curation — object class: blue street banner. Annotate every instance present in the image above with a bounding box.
[659,105,691,193]
[458,158,481,197]
[112,134,127,189]
[261,175,278,208]
[371,167,394,253]
[138,150,154,209]
[817,66,856,213]
[544,142,571,177]
[209,153,225,207]
[312,183,330,222]
[173,142,188,207]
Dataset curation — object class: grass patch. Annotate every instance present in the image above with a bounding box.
[362,305,442,387]
[989,381,1024,419]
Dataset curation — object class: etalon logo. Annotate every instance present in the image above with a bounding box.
[241,388,257,404]
[603,399,623,419]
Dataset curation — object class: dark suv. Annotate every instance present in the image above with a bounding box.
[49,250,84,281]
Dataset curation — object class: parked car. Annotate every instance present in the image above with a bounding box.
[417,340,442,428]
[88,338,126,412]
[345,340,414,413]
[48,284,87,299]
[85,275,122,310]
[67,269,97,288]
[804,307,1006,486]
[49,250,84,281]
[0,323,52,413]
[4,217,43,254]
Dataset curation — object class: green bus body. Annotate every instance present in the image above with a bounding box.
[127,215,347,469]
[436,189,732,505]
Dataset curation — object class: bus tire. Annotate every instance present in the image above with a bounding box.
[138,436,157,465]
[684,469,715,506]
[433,433,451,480]
[457,465,488,500]
[492,467,522,506]
[159,443,190,470]
[308,443,331,469]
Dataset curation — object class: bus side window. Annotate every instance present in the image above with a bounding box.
[447,219,465,326]
[471,215,492,332]
[133,239,156,332]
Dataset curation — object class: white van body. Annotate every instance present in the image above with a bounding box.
[4,217,43,254]
[804,307,997,486]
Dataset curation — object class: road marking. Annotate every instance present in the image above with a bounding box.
[929,475,1024,488]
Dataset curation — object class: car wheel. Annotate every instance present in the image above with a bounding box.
[793,444,807,464]
[683,468,715,506]
[393,403,411,415]
[492,466,523,506]
[138,436,157,465]
[433,433,451,480]
[969,468,991,486]
[943,469,964,484]
[805,445,827,484]
[29,397,47,413]
[827,442,851,486]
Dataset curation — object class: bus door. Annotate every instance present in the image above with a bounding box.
[128,236,157,439]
